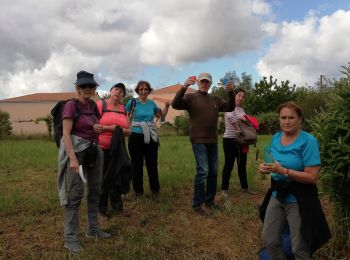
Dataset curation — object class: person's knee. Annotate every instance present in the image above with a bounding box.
[67,192,83,209]
[262,231,280,248]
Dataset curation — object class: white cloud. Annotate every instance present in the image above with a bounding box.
[0,0,268,98]
[251,0,271,15]
[256,10,350,86]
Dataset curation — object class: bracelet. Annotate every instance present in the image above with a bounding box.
[284,168,289,178]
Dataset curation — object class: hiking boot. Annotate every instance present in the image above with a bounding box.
[64,241,83,254]
[151,192,160,202]
[205,202,223,211]
[86,229,111,239]
[221,190,229,197]
[193,205,208,216]
[240,188,258,195]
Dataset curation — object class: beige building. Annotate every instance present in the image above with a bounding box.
[0,92,97,135]
[0,84,196,135]
[148,84,196,124]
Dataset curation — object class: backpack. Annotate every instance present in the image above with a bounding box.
[236,115,258,145]
[50,98,99,148]
[258,226,294,260]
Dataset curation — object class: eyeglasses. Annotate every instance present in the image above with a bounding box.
[139,88,150,92]
[79,84,96,89]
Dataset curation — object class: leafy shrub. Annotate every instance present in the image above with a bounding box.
[0,109,12,139]
[256,112,279,135]
[173,112,190,136]
[34,114,53,137]
[311,64,350,255]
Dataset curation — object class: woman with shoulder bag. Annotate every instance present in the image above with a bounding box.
[221,87,256,196]
[58,71,110,254]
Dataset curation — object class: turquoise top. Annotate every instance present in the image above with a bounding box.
[268,131,321,203]
[125,98,160,134]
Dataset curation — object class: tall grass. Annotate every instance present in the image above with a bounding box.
[0,135,283,259]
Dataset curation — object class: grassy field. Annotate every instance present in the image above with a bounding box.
[0,136,334,259]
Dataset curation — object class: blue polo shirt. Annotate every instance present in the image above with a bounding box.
[268,131,321,203]
[125,98,160,134]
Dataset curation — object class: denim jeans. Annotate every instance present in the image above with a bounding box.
[191,143,218,207]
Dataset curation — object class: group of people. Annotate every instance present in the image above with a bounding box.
[57,70,331,258]
[57,71,170,254]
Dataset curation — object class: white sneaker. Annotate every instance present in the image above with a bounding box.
[221,190,229,197]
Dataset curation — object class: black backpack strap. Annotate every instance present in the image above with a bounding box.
[101,98,127,116]
[72,98,81,122]
[129,98,136,120]
[102,98,108,114]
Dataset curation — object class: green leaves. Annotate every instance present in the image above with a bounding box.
[311,63,350,249]
[0,109,12,139]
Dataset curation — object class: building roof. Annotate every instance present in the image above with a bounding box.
[151,97,172,103]
[0,83,195,103]
[0,92,99,103]
[151,84,197,95]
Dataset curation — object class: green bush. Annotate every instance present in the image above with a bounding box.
[311,64,350,255]
[34,114,53,138]
[0,109,12,139]
[173,112,190,136]
[256,112,279,135]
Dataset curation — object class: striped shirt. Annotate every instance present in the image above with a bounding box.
[223,106,246,138]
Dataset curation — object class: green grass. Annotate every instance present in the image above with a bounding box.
[0,135,337,259]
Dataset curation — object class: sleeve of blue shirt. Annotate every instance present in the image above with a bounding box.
[302,133,321,167]
[152,100,161,114]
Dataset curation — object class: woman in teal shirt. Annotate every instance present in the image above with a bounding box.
[259,101,330,259]
[125,80,169,199]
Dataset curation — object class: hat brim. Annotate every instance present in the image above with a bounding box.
[75,78,99,86]
[198,76,212,82]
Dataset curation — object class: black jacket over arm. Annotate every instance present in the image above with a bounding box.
[105,126,132,195]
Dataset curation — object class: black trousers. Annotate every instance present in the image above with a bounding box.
[99,149,123,213]
[128,133,160,194]
[221,138,248,190]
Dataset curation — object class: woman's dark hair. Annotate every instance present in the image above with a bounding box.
[277,101,304,121]
[134,80,153,94]
[233,87,246,97]
[110,83,126,97]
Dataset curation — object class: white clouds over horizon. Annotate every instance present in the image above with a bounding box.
[0,0,349,99]
[256,9,350,86]
[0,0,267,98]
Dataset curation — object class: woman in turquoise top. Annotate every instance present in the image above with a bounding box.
[125,80,169,200]
[259,101,322,259]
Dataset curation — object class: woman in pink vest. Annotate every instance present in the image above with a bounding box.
[93,83,131,218]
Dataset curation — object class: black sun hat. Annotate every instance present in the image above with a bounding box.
[75,70,99,86]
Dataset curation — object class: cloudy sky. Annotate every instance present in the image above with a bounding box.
[1,0,349,99]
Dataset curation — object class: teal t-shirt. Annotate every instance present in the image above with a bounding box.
[268,131,321,203]
[125,98,160,134]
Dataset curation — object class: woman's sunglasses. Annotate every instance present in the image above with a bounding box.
[79,84,96,89]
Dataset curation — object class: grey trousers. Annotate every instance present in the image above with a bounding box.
[262,196,312,260]
[64,149,103,244]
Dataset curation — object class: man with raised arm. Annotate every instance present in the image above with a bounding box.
[172,73,235,214]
